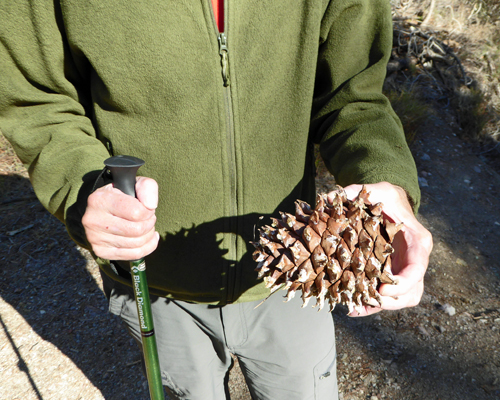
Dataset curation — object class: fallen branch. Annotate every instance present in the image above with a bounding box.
[421,0,436,27]
[7,224,34,236]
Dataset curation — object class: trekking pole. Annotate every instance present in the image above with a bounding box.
[104,155,165,400]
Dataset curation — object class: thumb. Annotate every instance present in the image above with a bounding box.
[342,184,364,201]
[135,177,159,210]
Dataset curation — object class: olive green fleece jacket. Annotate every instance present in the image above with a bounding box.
[0,0,420,304]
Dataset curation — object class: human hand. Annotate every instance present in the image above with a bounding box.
[328,182,433,317]
[82,177,160,260]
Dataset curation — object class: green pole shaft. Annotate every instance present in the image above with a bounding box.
[130,259,164,400]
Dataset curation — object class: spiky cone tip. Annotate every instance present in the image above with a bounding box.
[252,185,403,313]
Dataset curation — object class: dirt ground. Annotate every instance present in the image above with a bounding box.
[1,2,500,400]
[2,119,500,400]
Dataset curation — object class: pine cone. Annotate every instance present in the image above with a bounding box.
[252,185,403,313]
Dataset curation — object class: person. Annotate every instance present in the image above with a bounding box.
[0,0,432,399]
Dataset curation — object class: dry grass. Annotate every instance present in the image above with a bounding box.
[385,86,434,144]
[388,0,500,155]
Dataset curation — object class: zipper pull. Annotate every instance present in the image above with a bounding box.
[218,33,230,87]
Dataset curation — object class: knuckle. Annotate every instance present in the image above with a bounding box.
[128,221,150,238]
[128,207,142,221]
[81,212,91,228]
[128,247,146,261]
[91,245,109,260]
[421,230,434,251]
[87,189,106,208]
[131,237,158,260]
[127,222,142,237]
[84,231,98,245]
[86,193,98,208]
[128,233,150,250]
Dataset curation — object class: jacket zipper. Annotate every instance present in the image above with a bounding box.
[218,33,230,87]
[213,2,238,303]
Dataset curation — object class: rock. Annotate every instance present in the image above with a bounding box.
[421,153,431,161]
[363,373,376,386]
[417,325,430,336]
[441,304,456,316]
[435,324,446,333]
[456,258,468,267]
[418,177,429,187]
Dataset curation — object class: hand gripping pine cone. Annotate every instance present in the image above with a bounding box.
[251,185,403,314]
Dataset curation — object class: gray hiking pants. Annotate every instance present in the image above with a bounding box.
[102,271,338,400]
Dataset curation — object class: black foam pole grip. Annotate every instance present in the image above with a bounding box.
[104,155,145,197]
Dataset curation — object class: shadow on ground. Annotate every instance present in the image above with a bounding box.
[0,174,150,399]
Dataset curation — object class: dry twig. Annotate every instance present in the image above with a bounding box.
[421,0,436,27]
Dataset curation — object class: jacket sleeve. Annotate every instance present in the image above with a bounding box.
[311,0,420,211]
[0,1,110,247]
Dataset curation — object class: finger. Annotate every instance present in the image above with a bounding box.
[89,184,155,222]
[349,276,425,316]
[381,230,431,297]
[84,209,157,238]
[379,252,427,298]
[342,184,364,201]
[348,306,383,318]
[88,224,159,249]
[108,189,156,222]
[135,176,158,210]
[92,231,160,260]
[379,259,426,299]
[378,280,424,310]
[350,280,424,317]
[379,241,427,296]
[378,274,420,299]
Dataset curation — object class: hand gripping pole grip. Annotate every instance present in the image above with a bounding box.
[104,155,165,400]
